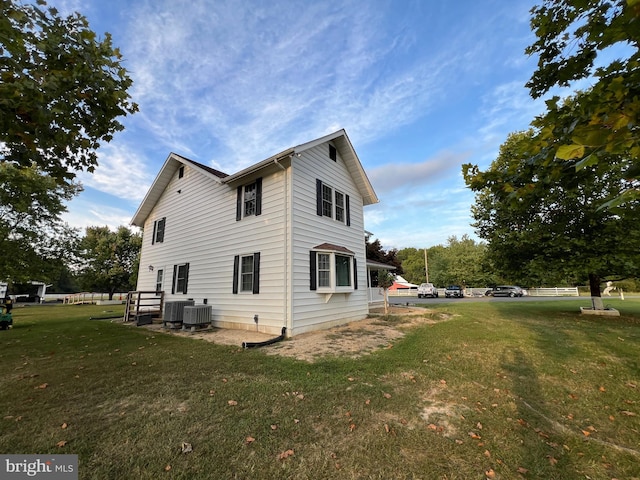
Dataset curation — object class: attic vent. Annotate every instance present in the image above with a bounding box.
[178,166,185,178]
[329,145,337,161]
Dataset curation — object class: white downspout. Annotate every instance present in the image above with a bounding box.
[274,157,290,336]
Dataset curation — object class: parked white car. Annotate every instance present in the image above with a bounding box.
[417,283,439,298]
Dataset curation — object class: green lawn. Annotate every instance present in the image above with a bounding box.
[1,301,639,479]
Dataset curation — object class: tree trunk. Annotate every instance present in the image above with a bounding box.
[108,288,115,301]
[588,273,604,310]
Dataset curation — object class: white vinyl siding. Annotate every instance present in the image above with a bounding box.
[136,165,286,332]
[289,143,368,335]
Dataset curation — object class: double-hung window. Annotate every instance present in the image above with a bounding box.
[233,252,261,294]
[236,178,262,221]
[155,269,164,292]
[310,245,358,292]
[316,180,350,225]
[152,217,166,244]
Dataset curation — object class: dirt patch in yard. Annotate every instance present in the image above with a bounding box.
[142,306,452,363]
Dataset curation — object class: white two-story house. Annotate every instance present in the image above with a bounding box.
[131,129,379,337]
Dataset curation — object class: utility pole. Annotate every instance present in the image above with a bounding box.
[424,248,429,283]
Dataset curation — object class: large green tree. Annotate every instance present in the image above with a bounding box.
[397,236,493,288]
[0,162,79,283]
[464,130,640,305]
[78,226,141,299]
[1,0,138,184]
[524,0,639,208]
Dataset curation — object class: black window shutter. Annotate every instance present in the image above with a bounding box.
[171,265,177,294]
[152,221,157,245]
[232,255,239,294]
[316,179,323,216]
[236,186,242,221]
[183,263,189,294]
[309,251,317,291]
[353,257,358,290]
[252,252,260,294]
[255,178,262,216]
[345,195,351,226]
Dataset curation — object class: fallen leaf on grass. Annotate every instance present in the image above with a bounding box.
[227,400,238,406]
[271,424,278,430]
[383,393,391,399]
[517,466,528,474]
[621,411,636,416]
[181,442,192,454]
[278,449,294,460]
[581,430,591,437]
[56,440,67,448]
[209,390,215,396]
[484,450,491,458]
[61,423,67,429]
[547,456,558,465]
[427,424,438,431]
[35,383,48,390]
[599,386,606,392]
[469,432,482,439]
[485,468,495,478]
[625,382,637,389]
[349,423,356,432]
[246,436,256,444]
[164,465,171,472]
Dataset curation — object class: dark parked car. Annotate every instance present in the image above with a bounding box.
[445,285,464,298]
[488,285,524,297]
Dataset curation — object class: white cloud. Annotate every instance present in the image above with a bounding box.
[368,151,469,195]
[76,144,154,202]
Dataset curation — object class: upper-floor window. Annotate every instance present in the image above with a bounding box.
[236,178,262,221]
[316,180,350,226]
[152,217,166,244]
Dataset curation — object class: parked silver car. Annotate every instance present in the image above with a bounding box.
[488,285,524,297]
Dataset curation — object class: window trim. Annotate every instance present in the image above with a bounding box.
[316,179,350,225]
[171,263,189,294]
[236,177,262,221]
[233,252,260,294]
[155,269,164,292]
[310,248,357,293]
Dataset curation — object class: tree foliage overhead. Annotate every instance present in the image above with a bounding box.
[523,0,640,207]
[78,226,141,299]
[464,130,640,295]
[0,162,79,283]
[0,0,138,183]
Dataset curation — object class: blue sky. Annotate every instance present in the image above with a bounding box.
[54,0,550,250]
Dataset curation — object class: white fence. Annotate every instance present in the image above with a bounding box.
[382,286,579,298]
[526,287,579,297]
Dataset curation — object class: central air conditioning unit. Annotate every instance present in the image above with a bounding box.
[163,300,195,329]
[182,305,212,332]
